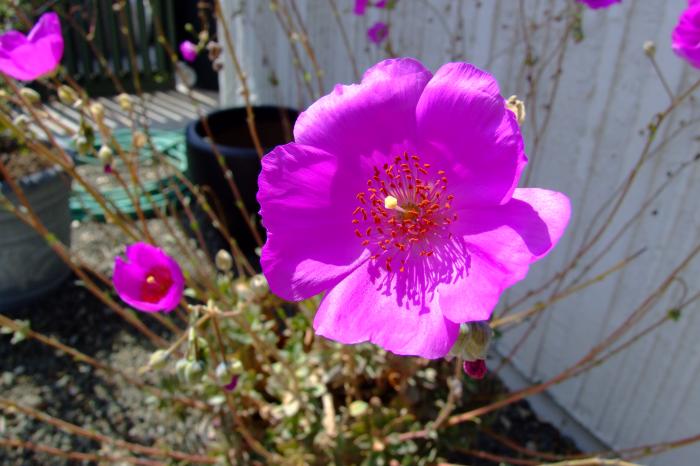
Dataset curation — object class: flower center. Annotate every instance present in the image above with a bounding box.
[353,152,457,272]
[140,265,174,303]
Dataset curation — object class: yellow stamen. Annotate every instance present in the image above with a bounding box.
[384,195,399,210]
[146,275,156,284]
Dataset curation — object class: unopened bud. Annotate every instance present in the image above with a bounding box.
[463,359,487,380]
[215,249,233,272]
[12,114,30,129]
[132,130,147,149]
[206,41,222,61]
[234,280,254,302]
[90,102,105,123]
[250,274,269,298]
[148,349,168,369]
[215,361,232,384]
[643,40,656,58]
[506,95,526,126]
[74,135,90,155]
[183,360,205,383]
[57,85,79,106]
[117,93,132,111]
[20,87,41,105]
[213,59,224,72]
[449,321,493,362]
[97,145,113,165]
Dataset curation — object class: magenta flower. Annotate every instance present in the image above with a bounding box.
[224,375,239,392]
[354,0,369,15]
[576,0,621,8]
[673,1,700,69]
[463,360,487,380]
[0,12,63,81]
[257,58,571,359]
[179,40,198,63]
[367,22,389,45]
[113,243,184,313]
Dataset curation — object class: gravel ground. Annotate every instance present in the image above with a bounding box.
[0,277,209,465]
[0,220,580,465]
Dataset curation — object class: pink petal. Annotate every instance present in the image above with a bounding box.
[673,4,700,69]
[437,188,571,323]
[314,261,460,359]
[294,58,432,165]
[354,0,369,15]
[113,257,163,313]
[0,12,63,81]
[258,143,370,301]
[576,0,621,8]
[416,62,527,207]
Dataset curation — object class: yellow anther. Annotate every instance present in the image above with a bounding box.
[146,275,156,284]
[384,195,399,210]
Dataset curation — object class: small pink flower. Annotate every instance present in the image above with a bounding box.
[673,1,700,69]
[354,0,369,15]
[224,375,239,392]
[367,22,389,45]
[0,12,64,81]
[576,0,621,8]
[463,360,487,380]
[113,243,184,312]
[258,58,571,359]
[179,40,198,63]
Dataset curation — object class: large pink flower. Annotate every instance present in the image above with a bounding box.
[257,59,571,359]
[576,0,621,8]
[673,1,700,69]
[113,243,185,313]
[0,12,64,81]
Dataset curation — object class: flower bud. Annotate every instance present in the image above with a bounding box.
[90,102,105,123]
[175,358,189,381]
[235,280,254,302]
[250,274,269,298]
[148,349,169,369]
[506,95,526,126]
[74,135,90,156]
[20,87,41,105]
[117,93,132,111]
[463,359,487,380]
[643,40,656,58]
[97,145,113,165]
[215,249,233,272]
[132,130,147,149]
[449,321,493,362]
[206,41,222,61]
[215,361,231,384]
[183,360,205,383]
[12,115,30,130]
[57,85,79,106]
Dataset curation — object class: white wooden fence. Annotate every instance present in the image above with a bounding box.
[218,1,700,464]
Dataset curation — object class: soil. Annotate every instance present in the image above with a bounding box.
[0,138,52,183]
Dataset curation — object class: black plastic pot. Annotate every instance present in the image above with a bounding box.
[0,165,72,310]
[185,106,298,262]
